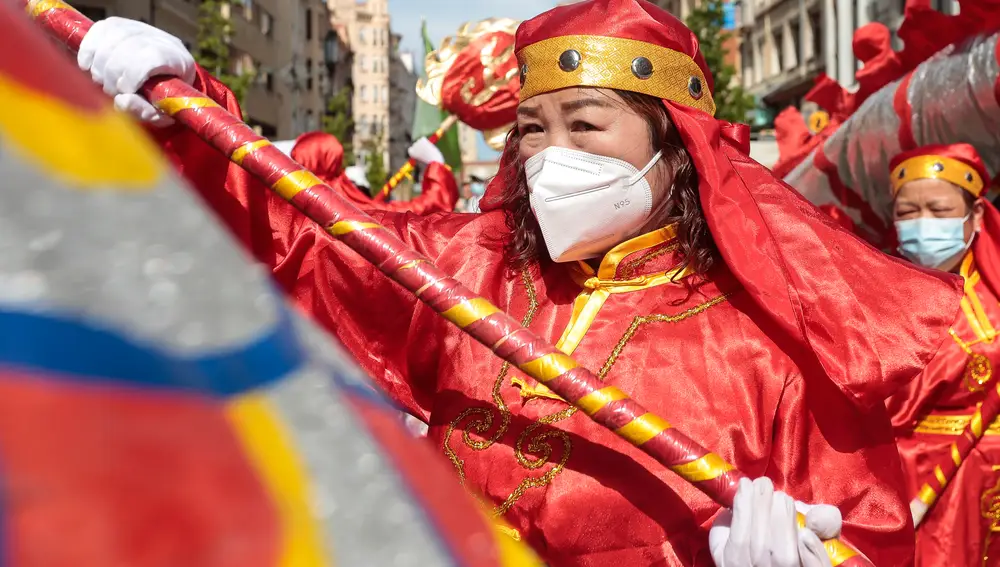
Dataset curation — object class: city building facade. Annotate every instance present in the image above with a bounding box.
[735,0,958,128]
[328,0,390,168]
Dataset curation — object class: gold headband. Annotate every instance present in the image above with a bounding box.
[890,154,985,196]
[516,34,716,116]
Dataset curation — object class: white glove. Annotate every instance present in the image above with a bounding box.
[78,17,196,128]
[408,137,445,165]
[709,477,843,567]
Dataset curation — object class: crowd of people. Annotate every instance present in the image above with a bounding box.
[34,0,1000,564]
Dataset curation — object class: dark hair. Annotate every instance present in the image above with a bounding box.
[492,90,717,275]
[962,188,977,212]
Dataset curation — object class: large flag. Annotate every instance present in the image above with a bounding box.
[0,3,540,565]
[412,19,464,173]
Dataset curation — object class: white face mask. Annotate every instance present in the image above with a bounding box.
[526,146,664,262]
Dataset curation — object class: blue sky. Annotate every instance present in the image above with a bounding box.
[386,0,558,158]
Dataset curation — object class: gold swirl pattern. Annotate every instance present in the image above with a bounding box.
[500,290,730,517]
[444,270,538,487]
[982,472,1000,566]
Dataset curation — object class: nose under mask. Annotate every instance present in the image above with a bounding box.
[526,146,665,263]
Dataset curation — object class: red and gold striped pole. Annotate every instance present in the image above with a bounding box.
[910,380,1000,528]
[23,3,870,563]
[373,114,459,202]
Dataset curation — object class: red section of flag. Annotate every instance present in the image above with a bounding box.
[2,4,104,111]
[0,370,280,567]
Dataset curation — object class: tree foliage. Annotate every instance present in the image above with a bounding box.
[194,0,255,106]
[322,88,355,165]
[362,134,388,195]
[684,1,755,123]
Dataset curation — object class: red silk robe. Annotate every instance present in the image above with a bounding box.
[888,252,1000,566]
[157,72,917,566]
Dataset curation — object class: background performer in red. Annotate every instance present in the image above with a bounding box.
[884,144,1000,566]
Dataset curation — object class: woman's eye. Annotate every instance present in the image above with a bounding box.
[571,121,598,132]
[519,123,543,135]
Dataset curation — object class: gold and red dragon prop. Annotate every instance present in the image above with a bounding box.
[376,18,520,200]
[21,2,873,563]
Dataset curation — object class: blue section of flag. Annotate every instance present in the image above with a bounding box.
[0,306,304,397]
[723,2,736,29]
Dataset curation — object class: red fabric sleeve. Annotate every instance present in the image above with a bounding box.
[149,66,463,419]
[767,373,914,565]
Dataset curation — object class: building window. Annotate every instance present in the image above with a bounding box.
[773,29,785,74]
[306,59,313,91]
[789,21,801,67]
[359,27,367,45]
[359,55,367,72]
[382,85,388,103]
[360,86,368,102]
[232,52,256,76]
[306,8,313,40]
[260,10,273,37]
[808,10,822,64]
[241,0,254,20]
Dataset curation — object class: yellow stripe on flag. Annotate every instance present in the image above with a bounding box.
[0,74,162,188]
[226,394,330,567]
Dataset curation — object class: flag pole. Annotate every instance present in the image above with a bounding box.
[376,114,459,201]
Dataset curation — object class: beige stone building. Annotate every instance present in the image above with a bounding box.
[328,0,390,168]
[66,0,331,139]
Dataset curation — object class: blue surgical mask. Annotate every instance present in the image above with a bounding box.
[895,214,974,268]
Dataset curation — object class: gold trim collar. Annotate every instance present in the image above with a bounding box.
[573,225,682,282]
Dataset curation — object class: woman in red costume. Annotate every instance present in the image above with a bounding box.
[883,144,1000,566]
[286,130,458,214]
[80,3,963,565]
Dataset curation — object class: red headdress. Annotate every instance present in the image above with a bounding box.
[889,143,990,196]
[481,0,960,408]
[290,131,346,182]
[289,131,370,201]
